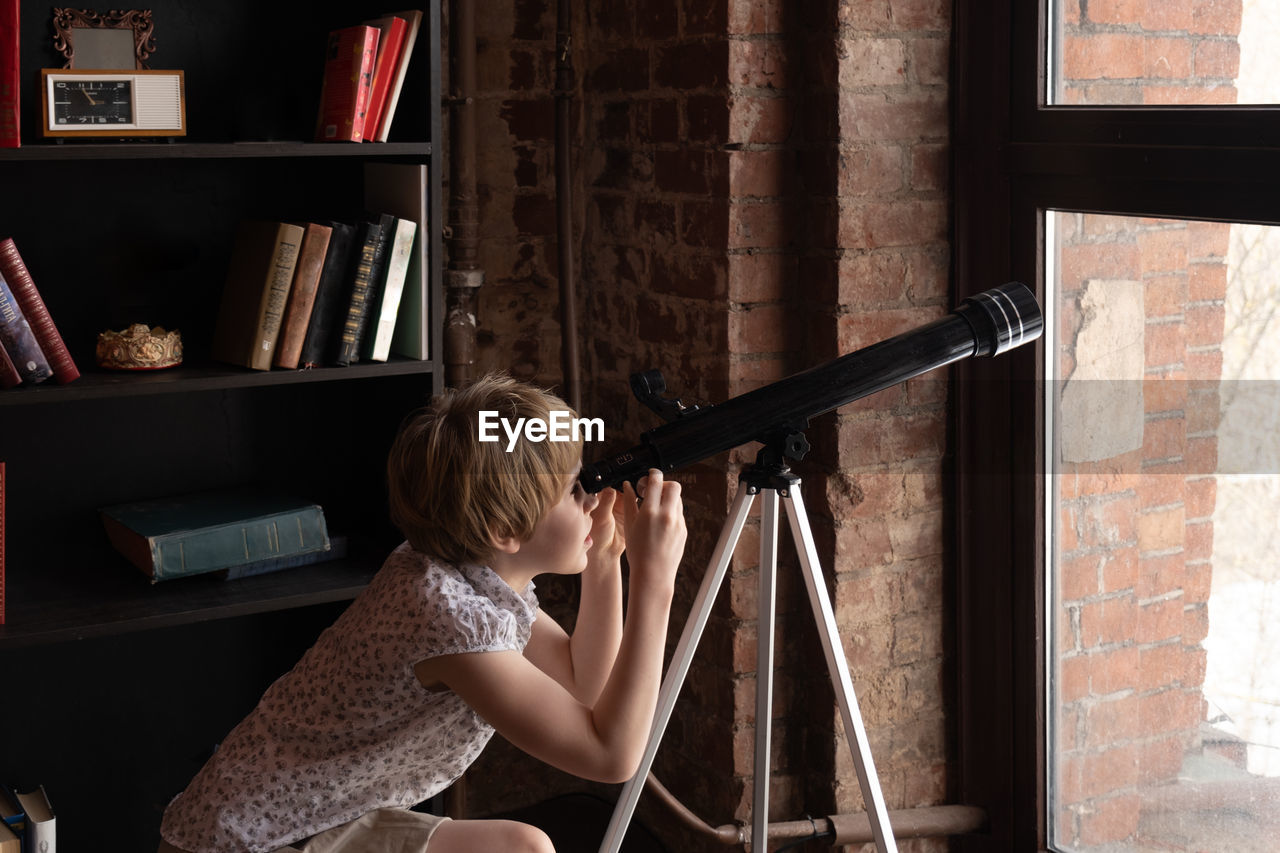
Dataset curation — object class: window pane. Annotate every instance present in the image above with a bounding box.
[1048,1,1280,105]
[1048,211,1280,851]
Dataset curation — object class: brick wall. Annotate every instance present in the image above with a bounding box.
[460,1,953,850]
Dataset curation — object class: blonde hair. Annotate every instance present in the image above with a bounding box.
[387,372,583,564]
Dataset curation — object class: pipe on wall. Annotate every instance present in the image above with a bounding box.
[444,0,482,389]
[554,0,582,409]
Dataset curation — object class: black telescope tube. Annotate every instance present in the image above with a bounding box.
[579,282,1043,493]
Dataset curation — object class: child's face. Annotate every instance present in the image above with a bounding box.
[515,462,600,575]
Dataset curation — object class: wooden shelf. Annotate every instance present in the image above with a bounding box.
[0,553,380,650]
[0,141,433,161]
[0,357,436,406]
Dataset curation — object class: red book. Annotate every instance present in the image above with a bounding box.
[314,25,380,142]
[360,16,408,142]
[0,0,18,148]
[0,238,80,384]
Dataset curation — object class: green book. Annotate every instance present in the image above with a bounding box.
[100,489,331,583]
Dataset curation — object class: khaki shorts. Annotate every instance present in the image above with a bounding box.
[159,807,450,853]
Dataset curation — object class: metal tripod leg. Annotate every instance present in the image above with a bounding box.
[783,487,898,853]
[600,476,897,853]
[599,482,756,853]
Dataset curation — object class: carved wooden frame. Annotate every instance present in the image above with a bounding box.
[52,9,156,70]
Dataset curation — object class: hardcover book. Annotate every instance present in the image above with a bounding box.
[333,215,392,365]
[0,821,16,853]
[13,787,52,852]
[273,222,333,369]
[0,271,51,385]
[373,9,424,142]
[364,162,431,359]
[360,15,408,142]
[0,0,17,148]
[100,488,332,583]
[0,340,19,388]
[0,239,78,383]
[365,216,417,362]
[299,221,357,368]
[314,25,379,142]
[211,221,305,371]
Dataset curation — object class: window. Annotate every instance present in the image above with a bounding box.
[954,1,1280,851]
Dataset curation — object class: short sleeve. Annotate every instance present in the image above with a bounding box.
[416,570,522,661]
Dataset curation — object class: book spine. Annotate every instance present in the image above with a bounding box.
[361,17,408,142]
[299,222,356,368]
[368,218,417,361]
[315,26,379,142]
[375,10,422,142]
[0,0,17,148]
[0,239,79,383]
[149,506,330,581]
[0,272,52,384]
[333,222,385,365]
[273,223,333,369]
[252,230,302,370]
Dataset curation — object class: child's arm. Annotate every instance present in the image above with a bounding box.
[524,488,626,705]
[418,470,686,784]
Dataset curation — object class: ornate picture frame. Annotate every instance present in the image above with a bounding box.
[52,9,156,70]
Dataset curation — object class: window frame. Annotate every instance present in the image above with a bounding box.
[952,2,1280,850]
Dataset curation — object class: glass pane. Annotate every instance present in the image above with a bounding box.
[1048,212,1280,851]
[1049,1,1280,105]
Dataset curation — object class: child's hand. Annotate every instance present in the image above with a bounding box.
[621,469,686,596]
[586,486,626,568]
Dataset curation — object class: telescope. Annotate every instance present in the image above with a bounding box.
[579,282,1042,494]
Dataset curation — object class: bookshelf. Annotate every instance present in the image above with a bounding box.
[0,0,442,844]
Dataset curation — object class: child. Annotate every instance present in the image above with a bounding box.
[158,373,687,853]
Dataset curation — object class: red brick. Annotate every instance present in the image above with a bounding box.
[1186,221,1230,261]
[1188,260,1227,301]
[1143,37,1192,79]
[1079,594,1138,648]
[1086,0,1144,26]
[1136,551,1184,599]
[838,199,947,250]
[1083,693,1144,746]
[1138,596,1183,644]
[686,93,729,141]
[910,143,948,191]
[839,91,948,141]
[911,36,950,86]
[729,149,791,198]
[1189,0,1243,37]
[1195,38,1240,79]
[1139,227,1189,275]
[1079,793,1140,846]
[889,0,949,30]
[1137,504,1185,553]
[1185,302,1224,348]
[1143,84,1237,104]
[1081,744,1141,799]
[1062,34,1145,80]
[729,38,788,89]
[839,38,907,87]
[838,145,905,197]
[728,251,794,302]
[728,0,785,35]
[1144,322,1185,369]
[729,199,795,249]
[728,94,793,144]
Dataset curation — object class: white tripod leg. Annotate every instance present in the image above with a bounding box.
[783,488,898,853]
[753,489,780,852]
[599,482,757,853]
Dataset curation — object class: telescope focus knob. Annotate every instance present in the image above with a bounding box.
[956,282,1044,357]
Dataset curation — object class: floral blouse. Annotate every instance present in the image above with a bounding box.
[159,543,538,852]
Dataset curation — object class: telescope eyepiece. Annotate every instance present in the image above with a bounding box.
[956,282,1043,357]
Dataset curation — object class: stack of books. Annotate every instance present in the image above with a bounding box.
[0,238,79,390]
[314,10,423,143]
[0,784,55,852]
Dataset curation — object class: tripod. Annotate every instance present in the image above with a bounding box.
[599,459,898,853]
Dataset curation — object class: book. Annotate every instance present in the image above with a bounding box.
[333,215,393,365]
[0,341,19,388]
[218,533,348,581]
[0,0,17,148]
[0,787,20,836]
[14,787,52,853]
[272,222,333,369]
[314,25,379,142]
[0,271,51,385]
[360,15,408,142]
[0,239,79,384]
[364,216,416,361]
[99,488,332,583]
[211,221,305,371]
[364,162,431,359]
[299,221,357,369]
[0,821,16,853]
[373,9,423,142]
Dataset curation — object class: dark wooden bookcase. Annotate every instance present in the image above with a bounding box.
[0,1,442,845]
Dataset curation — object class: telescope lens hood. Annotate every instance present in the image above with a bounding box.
[956,282,1044,357]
